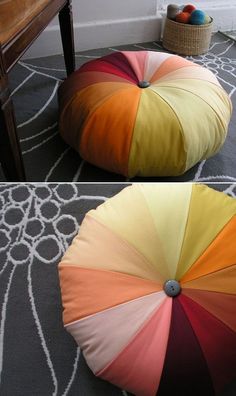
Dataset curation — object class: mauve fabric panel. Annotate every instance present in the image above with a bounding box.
[179,294,236,394]
[101,52,139,83]
[158,297,215,396]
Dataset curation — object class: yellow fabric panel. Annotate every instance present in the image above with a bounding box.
[128,89,187,177]
[90,184,170,280]
[138,183,192,279]
[59,82,131,150]
[150,84,228,171]
[154,79,232,131]
[176,184,236,280]
[181,265,236,295]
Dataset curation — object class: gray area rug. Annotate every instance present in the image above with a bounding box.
[222,31,236,41]
[0,182,236,396]
[0,183,128,396]
[0,32,235,182]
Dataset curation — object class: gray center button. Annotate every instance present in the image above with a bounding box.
[138,80,150,88]
[164,280,181,297]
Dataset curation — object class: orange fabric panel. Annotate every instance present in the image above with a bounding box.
[59,265,162,324]
[59,82,132,151]
[79,87,141,176]
[59,71,133,111]
[182,264,236,295]
[150,56,198,83]
[181,215,236,284]
[182,288,236,332]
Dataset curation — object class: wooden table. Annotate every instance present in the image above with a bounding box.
[0,0,75,181]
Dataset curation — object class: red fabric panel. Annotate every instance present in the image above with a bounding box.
[182,288,236,332]
[79,53,139,83]
[179,294,236,394]
[158,297,214,396]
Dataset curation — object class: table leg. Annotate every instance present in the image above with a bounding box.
[0,49,26,181]
[59,0,75,76]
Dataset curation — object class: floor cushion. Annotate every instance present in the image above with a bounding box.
[59,183,236,396]
[58,51,232,178]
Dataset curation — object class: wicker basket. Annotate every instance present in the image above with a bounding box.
[162,17,213,56]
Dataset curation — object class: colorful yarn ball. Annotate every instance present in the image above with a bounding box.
[183,4,196,14]
[204,14,211,24]
[190,9,206,25]
[167,4,180,20]
[176,11,191,24]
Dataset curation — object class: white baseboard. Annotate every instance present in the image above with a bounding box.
[23,4,236,59]
[23,14,163,59]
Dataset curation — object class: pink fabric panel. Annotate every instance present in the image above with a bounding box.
[98,297,172,396]
[66,291,167,374]
[122,51,148,81]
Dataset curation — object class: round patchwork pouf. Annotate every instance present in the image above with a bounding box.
[59,184,236,396]
[58,51,232,177]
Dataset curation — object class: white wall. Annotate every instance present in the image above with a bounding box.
[24,0,236,58]
[24,0,162,57]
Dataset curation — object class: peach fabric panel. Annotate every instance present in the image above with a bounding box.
[153,65,221,87]
[61,214,163,282]
[176,185,236,280]
[122,51,148,81]
[181,215,236,283]
[98,297,172,396]
[182,289,236,332]
[59,71,133,110]
[90,185,169,280]
[150,56,196,83]
[182,265,236,295]
[66,291,166,374]
[59,265,162,324]
[59,82,131,150]
[79,86,141,176]
[144,52,173,82]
